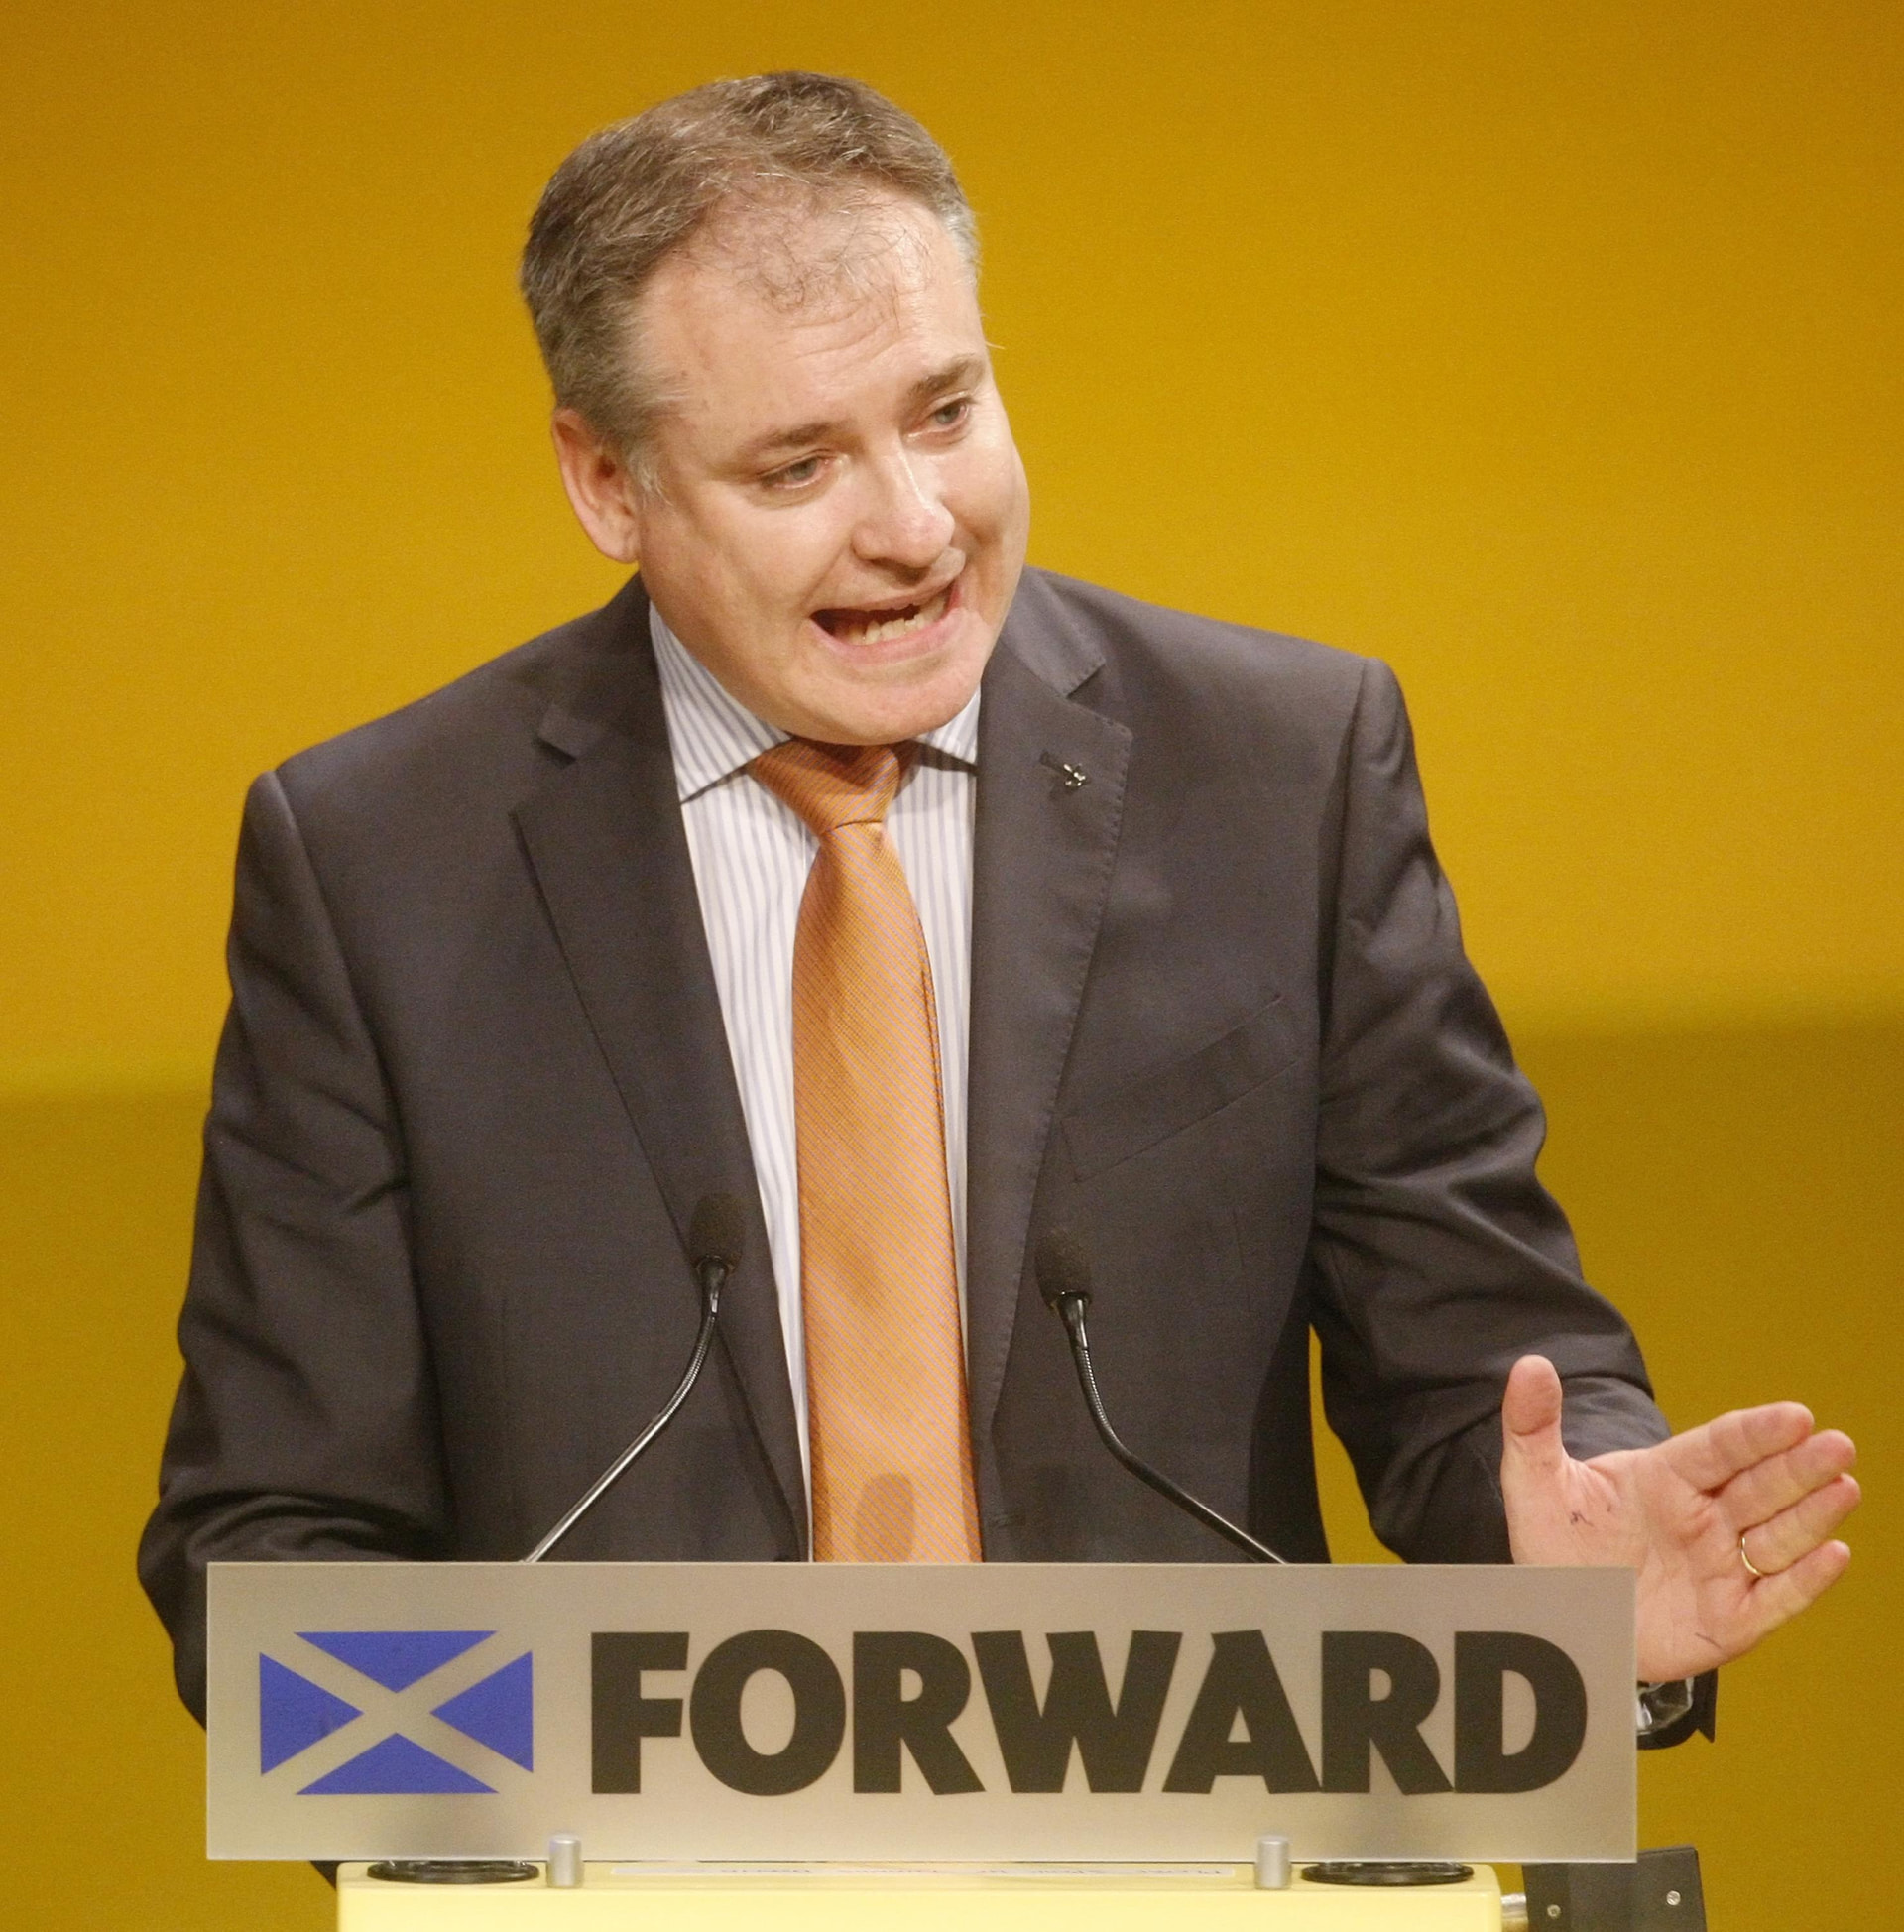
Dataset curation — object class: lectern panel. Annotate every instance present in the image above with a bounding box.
[209,1561,1632,1863]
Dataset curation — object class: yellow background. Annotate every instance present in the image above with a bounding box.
[1,2,1896,1926]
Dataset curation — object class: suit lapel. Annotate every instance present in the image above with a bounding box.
[966,575,1132,1493]
[513,583,807,1547]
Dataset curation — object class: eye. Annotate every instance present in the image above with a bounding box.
[764,454,825,490]
[927,397,972,431]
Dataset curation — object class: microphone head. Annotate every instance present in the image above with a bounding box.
[1034,1227,1094,1308]
[688,1192,748,1271]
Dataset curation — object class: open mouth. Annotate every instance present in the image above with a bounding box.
[813,587,951,647]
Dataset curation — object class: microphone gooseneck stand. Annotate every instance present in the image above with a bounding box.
[520,1273,723,1564]
[1033,1227,1287,1565]
[523,1191,744,1564]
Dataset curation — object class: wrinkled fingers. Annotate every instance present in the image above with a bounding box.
[1661,1401,1815,1492]
[1722,1427,1857,1533]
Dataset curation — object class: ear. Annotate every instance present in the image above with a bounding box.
[550,408,646,564]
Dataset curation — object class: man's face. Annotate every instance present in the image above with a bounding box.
[562,194,1029,745]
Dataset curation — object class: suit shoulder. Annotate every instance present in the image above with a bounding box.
[270,590,639,824]
[1025,568,1371,691]
[1019,567,1380,732]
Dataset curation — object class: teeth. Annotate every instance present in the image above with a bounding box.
[832,589,948,645]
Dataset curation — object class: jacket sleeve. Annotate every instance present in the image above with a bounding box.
[1306,658,1668,1562]
[136,769,449,1722]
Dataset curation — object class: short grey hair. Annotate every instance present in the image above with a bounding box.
[520,72,978,468]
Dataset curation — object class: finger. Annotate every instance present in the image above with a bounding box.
[1740,1473,1861,1575]
[1500,1355,1566,1478]
[1657,1401,1815,1493]
[1501,1358,1595,1565]
[1735,1537,1852,1652]
[1721,1428,1857,1533]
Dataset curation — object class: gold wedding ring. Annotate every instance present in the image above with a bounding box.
[1739,1533,1769,1579]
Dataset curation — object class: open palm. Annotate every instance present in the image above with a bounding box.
[1499,1355,1857,1681]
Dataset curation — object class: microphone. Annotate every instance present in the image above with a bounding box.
[1034,1227,1288,1565]
[523,1192,747,1563]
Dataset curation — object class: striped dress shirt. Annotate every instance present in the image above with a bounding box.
[649,605,978,1482]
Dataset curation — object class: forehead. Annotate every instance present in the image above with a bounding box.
[688,185,957,312]
[634,194,985,441]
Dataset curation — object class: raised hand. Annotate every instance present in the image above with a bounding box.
[1499,1355,1858,1681]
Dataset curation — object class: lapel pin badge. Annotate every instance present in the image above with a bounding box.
[1039,751,1089,791]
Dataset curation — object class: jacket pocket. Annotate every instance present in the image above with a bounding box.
[1061,1000,1297,1180]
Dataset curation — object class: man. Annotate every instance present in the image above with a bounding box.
[141,73,1855,1733]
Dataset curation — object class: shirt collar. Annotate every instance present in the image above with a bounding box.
[649,601,981,804]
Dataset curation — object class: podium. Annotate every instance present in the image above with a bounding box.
[209,1558,1632,1927]
[334,1860,1508,1929]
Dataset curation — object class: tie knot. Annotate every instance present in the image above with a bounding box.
[750,739,910,836]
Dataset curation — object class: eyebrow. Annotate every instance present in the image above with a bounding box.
[734,355,988,466]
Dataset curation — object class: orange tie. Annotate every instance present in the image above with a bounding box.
[749,739,982,1563]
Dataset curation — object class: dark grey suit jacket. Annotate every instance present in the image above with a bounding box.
[139,568,1666,1718]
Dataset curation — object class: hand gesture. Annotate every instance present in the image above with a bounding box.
[1499,1355,1857,1681]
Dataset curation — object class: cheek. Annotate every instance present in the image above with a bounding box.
[654,515,810,629]
[709,503,843,608]
[949,437,1028,546]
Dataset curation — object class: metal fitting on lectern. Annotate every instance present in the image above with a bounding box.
[1253,1834,1292,1888]
[547,1835,582,1888]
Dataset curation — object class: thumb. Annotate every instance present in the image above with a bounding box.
[1501,1353,1567,1484]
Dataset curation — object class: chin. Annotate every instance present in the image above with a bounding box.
[841,677,983,745]
[800,646,992,746]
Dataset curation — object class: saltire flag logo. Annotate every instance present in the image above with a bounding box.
[259,1630,533,1794]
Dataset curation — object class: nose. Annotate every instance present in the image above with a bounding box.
[851,446,955,574]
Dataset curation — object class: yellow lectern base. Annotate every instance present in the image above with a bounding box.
[337,1862,1502,1930]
